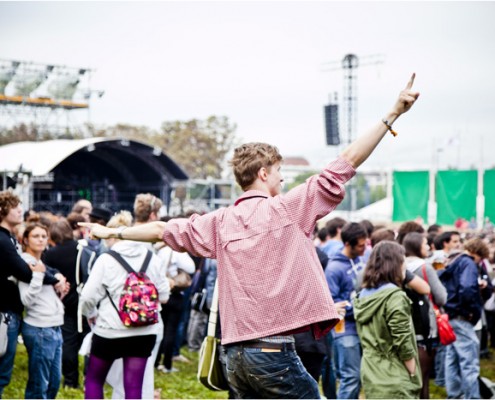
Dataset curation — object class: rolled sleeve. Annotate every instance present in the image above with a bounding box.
[162,213,218,259]
[283,157,356,236]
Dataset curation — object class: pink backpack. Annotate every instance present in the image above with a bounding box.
[106,250,159,327]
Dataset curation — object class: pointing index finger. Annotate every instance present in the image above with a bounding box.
[405,73,416,90]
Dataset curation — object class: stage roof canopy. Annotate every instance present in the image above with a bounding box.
[0,137,188,180]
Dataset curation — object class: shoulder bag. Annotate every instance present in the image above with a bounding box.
[197,279,229,391]
[165,248,192,290]
[0,312,10,358]
[422,265,456,345]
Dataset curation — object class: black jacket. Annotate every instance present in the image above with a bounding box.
[0,226,59,314]
[43,240,79,317]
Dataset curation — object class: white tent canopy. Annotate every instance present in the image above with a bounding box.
[0,137,108,176]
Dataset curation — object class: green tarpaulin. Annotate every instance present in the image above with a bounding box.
[436,170,477,225]
[484,170,495,224]
[392,171,429,222]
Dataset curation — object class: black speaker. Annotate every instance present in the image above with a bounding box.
[324,104,340,145]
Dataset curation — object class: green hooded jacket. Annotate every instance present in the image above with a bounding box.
[354,285,422,399]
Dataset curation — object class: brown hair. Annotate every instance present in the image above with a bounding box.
[133,193,162,223]
[66,212,86,230]
[403,232,425,258]
[229,142,283,191]
[49,218,74,245]
[370,228,395,247]
[71,199,92,214]
[362,241,405,289]
[396,221,425,244]
[464,237,490,260]
[0,190,21,222]
[325,217,347,238]
[22,222,48,251]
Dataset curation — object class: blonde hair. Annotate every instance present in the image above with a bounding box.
[107,210,133,228]
[133,193,163,223]
[229,142,283,191]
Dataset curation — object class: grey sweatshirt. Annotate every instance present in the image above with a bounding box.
[19,253,64,328]
[406,256,447,339]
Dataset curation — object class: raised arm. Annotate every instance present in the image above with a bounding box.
[79,220,166,242]
[340,73,420,169]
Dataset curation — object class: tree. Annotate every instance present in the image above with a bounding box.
[158,116,238,179]
[0,123,39,145]
[91,123,155,142]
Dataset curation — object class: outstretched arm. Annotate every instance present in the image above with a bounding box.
[340,73,420,169]
[78,220,166,242]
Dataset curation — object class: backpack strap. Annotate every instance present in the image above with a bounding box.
[107,249,153,274]
[107,250,135,274]
[105,287,120,316]
[139,250,153,274]
[75,242,83,287]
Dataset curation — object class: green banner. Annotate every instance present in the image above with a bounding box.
[392,171,429,222]
[436,170,477,225]
[484,170,495,224]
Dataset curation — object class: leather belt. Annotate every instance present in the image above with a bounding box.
[230,341,295,351]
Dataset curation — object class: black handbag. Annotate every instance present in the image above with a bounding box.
[191,288,209,313]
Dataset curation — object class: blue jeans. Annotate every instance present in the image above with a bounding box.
[445,319,480,399]
[22,322,63,399]
[321,333,337,399]
[434,342,446,387]
[333,334,361,399]
[226,345,320,399]
[0,312,21,398]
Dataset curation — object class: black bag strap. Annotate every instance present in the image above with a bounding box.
[107,249,152,274]
[105,288,120,315]
[139,250,153,274]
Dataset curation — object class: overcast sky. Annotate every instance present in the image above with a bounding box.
[1,1,494,171]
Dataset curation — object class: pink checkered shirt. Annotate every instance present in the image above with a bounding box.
[163,157,356,345]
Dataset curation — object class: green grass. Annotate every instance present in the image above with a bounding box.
[3,342,495,399]
[4,344,227,399]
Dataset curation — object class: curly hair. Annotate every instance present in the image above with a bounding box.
[229,142,283,191]
[0,190,21,223]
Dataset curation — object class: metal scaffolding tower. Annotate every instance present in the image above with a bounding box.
[323,53,384,147]
[0,58,103,138]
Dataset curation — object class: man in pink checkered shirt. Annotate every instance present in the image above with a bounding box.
[83,74,419,398]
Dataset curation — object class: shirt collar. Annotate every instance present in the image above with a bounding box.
[234,190,270,206]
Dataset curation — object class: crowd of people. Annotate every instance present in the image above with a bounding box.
[311,217,495,399]
[3,74,491,400]
[0,193,218,399]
